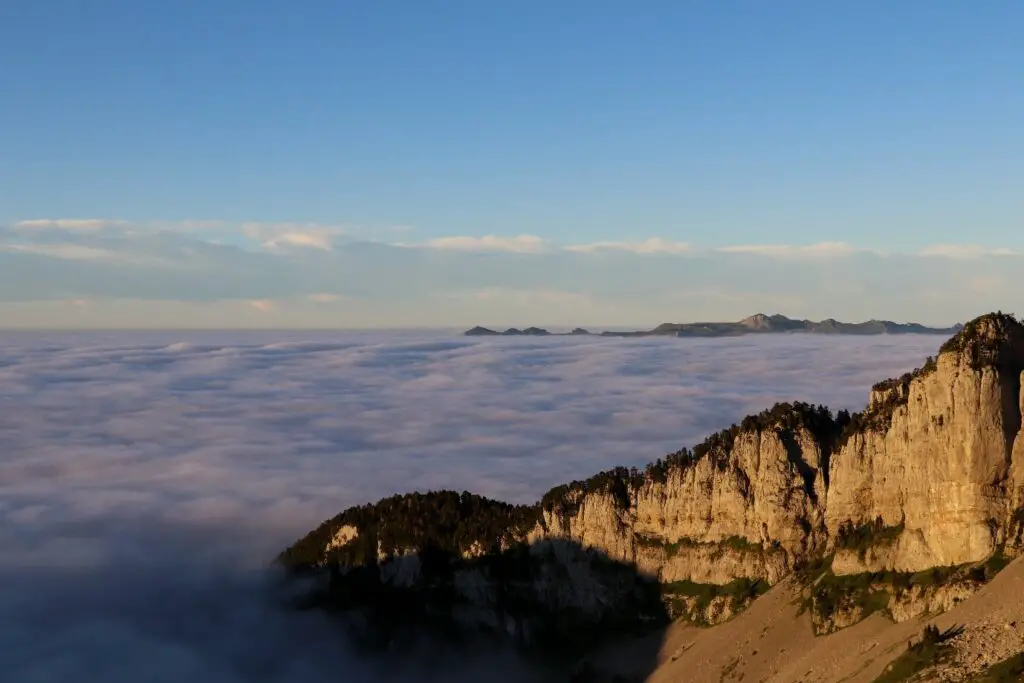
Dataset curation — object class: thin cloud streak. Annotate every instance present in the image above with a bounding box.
[918,244,1020,259]
[420,234,552,253]
[13,218,130,231]
[565,238,691,254]
[715,241,863,257]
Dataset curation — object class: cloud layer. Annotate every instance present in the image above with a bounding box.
[0,330,944,681]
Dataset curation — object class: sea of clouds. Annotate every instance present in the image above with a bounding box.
[0,330,944,681]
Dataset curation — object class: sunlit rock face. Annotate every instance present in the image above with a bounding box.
[278,313,1024,642]
[827,313,1024,573]
[533,418,832,586]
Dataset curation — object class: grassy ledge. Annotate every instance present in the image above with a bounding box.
[798,553,1010,635]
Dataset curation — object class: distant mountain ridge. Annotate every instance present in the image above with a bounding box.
[464,313,962,337]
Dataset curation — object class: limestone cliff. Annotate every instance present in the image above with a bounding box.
[826,313,1024,573]
[278,312,1024,644]
[534,403,840,586]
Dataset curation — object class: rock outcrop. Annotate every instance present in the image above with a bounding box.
[279,312,1024,647]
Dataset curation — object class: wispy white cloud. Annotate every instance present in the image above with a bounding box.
[155,219,228,232]
[565,238,691,255]
[263,232,334,250]
[307,293,346,304]
[247,299,276,313]
[13,218,129,232]
[11,218,356,251]
[241,222,347,251]
[715,241,862,257]
[0,243,122,260]
[0,241,184,267]
[420,234,551,253]
[918,244,1019,259]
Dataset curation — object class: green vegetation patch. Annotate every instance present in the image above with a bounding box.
[835,517,905,559]
[873,624,963,683]
[801,566,959,632]
[633,533,764,559]
[1007,508,1024,549]
[800,552,1013,635]
[661,577,768,625]
[719,534,765,553]
[803,569,893,629]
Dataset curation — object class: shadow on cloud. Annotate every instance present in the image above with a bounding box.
[0,331,944,681]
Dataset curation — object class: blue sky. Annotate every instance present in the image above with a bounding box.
[2,2,1022,327]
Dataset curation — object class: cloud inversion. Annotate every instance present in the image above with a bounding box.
[0,330,945,681]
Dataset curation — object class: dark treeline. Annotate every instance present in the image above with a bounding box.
[279,491,541,570]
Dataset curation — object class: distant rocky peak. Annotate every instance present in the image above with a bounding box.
[739,313,773,329]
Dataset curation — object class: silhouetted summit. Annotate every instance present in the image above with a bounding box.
[464,326,552,336]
